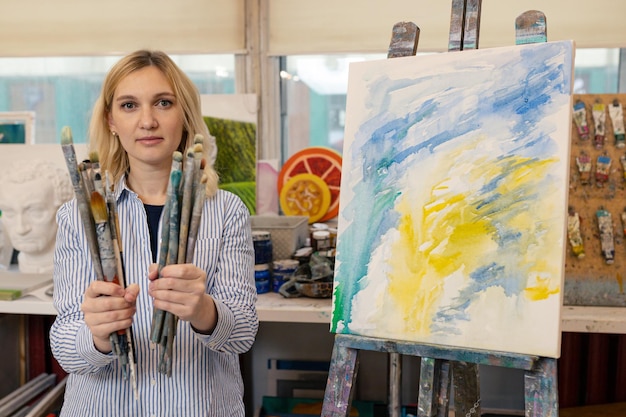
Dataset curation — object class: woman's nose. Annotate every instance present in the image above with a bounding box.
[141,109,158,129]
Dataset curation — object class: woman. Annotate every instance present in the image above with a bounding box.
[50,50,258,416]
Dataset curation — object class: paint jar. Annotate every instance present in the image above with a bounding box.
[312,230,331,252]
[310,223,329,247]
[272,259,299,293]
[252,231,273,265]
[328,228,338,248]
[254,263,271,294]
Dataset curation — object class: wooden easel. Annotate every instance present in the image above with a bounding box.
[321,3,558,417]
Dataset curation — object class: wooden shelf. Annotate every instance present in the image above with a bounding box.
[0,285,56,315]
[256,292,332,323]
[561,305,626,334]
[0,288,334,322]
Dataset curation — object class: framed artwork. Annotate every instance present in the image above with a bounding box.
[332,40,574,358]
[0,112,35,145]
[201,94,257,214]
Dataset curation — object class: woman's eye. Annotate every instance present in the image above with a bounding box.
[121,102,136,110]
[157,99,172,108]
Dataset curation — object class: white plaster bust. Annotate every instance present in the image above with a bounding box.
[0,221,12,268]
[0,159,72,273]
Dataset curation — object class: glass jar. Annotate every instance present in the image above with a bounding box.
[312,230,331,252]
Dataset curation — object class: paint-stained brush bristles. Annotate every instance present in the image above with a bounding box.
[89,151,100,164]
[90,191,108,224]
[61,126,73,145]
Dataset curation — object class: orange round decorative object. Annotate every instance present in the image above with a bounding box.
[277,147,342,222]
[279,173,331,224]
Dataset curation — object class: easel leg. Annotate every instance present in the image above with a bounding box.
[452,362,481,417]
[322,338,359,417]
[524,357,558,417]
[417,357,451,417]
[389,352,402,417]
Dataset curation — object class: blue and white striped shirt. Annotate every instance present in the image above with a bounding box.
[50,176,258,417]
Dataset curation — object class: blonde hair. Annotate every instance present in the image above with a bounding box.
[88,50,218,197]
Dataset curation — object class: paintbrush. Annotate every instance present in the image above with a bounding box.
[166,153,183,266]
[192,135,204,193]
[90,186,119,285]
[103,172,125,286]
[103,171,139,400]
[89,151,101,179]
[177,148,196,264]
[79,160,94,199]
[186,157,207,263]
[185,137,206,263]
[60,126,104,281]
[149,198,171,344]
[90,186,130,377]
[150,152,183,344]
[158,153,183,363]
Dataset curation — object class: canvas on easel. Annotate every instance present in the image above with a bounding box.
[331,40,574,358]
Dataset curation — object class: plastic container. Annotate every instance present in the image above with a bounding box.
[250,216,309,260]
[252,230,273,265]
[254,263,271,294]
[272,259,299,293]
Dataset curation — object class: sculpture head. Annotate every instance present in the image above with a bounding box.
[0,159,72,273]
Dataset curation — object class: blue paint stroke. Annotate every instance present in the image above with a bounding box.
[333,41,573,334]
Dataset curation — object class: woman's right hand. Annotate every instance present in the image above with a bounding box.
[81,282,140,353]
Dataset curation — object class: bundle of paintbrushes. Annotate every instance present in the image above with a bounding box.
[150,134,207,376]
[60,126,138,399]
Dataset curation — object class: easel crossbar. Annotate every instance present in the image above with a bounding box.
[334,334,539,370]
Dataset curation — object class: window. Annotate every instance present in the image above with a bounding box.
[573,48,619,94]
[0,55,235,144]
[281,49,621,159]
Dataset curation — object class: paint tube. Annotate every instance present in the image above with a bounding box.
[609,99,626,148]
[573,101,589,140]
[592,102,606,149]
[576,152,592,185]
[595,153,611,186]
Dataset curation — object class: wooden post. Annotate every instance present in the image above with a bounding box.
[386,21,420,417]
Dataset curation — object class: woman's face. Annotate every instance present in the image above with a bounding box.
[108,66,184,171]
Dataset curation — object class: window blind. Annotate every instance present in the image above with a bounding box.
[1,0,245,56]
[268,0,626,55]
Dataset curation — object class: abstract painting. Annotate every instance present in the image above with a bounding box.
[331,41,574,358]
[204,116,256,214]
[201,94,257,214]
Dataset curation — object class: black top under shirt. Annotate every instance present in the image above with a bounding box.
[144,204,164,263]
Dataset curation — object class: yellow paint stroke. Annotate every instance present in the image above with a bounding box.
[524,275,560,301]
[384,147,563,336]
[617,273,624,294]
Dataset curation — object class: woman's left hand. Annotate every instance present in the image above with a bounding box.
[148,263,217,334]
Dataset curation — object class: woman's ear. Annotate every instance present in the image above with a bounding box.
[107,113,116,133]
